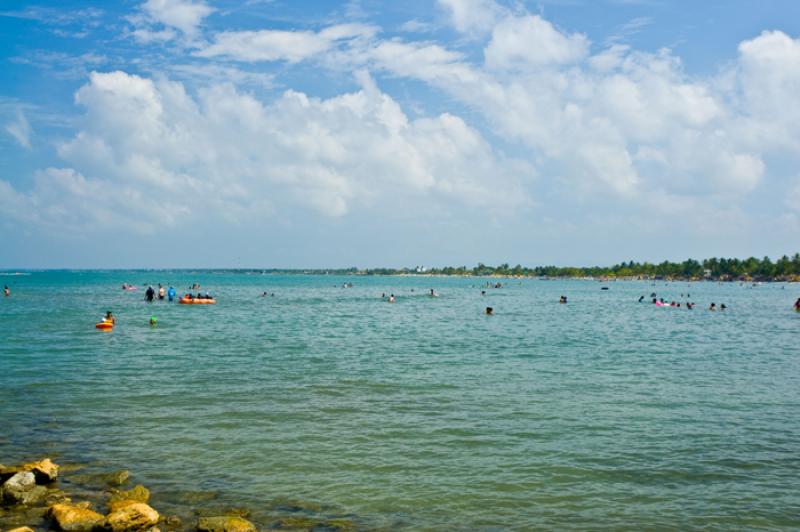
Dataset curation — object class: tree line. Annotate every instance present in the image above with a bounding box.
[355,253,800,281]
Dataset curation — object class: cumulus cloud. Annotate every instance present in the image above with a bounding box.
[197,24,377,62]
[353,9,784,200]
[5,108,33,149]
[0,70,529,233]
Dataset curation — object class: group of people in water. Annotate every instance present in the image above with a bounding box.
[122,283,217,302]
[636,292,727,310]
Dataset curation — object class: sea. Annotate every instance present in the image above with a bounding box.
[1,271,799,530]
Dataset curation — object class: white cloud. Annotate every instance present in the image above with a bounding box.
[197,24,377,63]
[485,15,590,69]
[5,108,33,149]
[351,12,784,200]
[436,0,506,35]
[0,70,529,233]
[131,0,213,43]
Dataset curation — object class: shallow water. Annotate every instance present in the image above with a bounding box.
[1,272,799,529]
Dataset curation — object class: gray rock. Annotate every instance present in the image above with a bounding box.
[2,472,47,505]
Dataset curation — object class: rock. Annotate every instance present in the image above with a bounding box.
[49,503,107,531]
[106,470,130,487]
[106,501,159,531]
[108,485,150,505]
[0,458,59,484]
[24,458,59,483]
[197,515,257,532]
[2,471,48,505]
[8,527,36,532]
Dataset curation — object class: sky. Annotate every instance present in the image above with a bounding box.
[1,0,799,269]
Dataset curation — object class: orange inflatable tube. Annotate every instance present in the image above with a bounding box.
[179,298,216,305]
[95,321,113,330]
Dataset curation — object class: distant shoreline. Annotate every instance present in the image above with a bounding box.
[2,253,800,283]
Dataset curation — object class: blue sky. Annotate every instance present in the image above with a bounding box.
[1,0,799,268]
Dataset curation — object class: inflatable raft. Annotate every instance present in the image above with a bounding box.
[95,321,113,330]
[179,298,216,305]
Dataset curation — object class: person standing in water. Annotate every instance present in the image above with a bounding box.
[3,285,9,297]
[145,285,155,302]
[794,298,800,311]
[158,284,165,300]
[167,286,176,301]
[104,311,116,325]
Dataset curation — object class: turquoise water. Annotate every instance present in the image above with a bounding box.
[1,272,799,529]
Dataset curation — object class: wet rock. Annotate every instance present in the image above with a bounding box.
[8,526,36,532]
[49,503,107,531]
[195,507,250,518]
[106,471,130,487]
[106,501,159,531]
[0,458,59,484]
[197,515,257,532]
[109,485,150,505]
[25,458,59,483]
[2,472,48,505]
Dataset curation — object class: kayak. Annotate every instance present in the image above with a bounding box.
[179,298,216,305]
[95,321,113,330]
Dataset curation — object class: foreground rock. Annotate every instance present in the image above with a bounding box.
[197,515,257,532]
[106,500,159,531]
[8,527,36,532]
[1,471,48,505]
[1,459,60,484]
[49,502,106,531]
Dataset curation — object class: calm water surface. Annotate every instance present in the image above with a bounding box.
[1,272,799,530]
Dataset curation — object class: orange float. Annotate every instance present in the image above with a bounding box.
[95,321,114,330]
[179,297,216,305]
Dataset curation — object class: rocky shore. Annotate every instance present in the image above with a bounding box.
[0,459,357,532]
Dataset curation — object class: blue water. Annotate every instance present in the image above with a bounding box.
[1,272,799,530]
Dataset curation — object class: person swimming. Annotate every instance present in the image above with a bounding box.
[709,303,716,311]
[149,315,157,326]
[638,295,644,302]
[3,285,9,297]
[388,294,396,303]
[559,295,567,304]
[795,298,800,311]
[429,289,438,297]
[485,306,493,315]
[720,304,727,311]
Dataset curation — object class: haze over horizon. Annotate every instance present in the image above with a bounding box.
[2,0,800,269]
